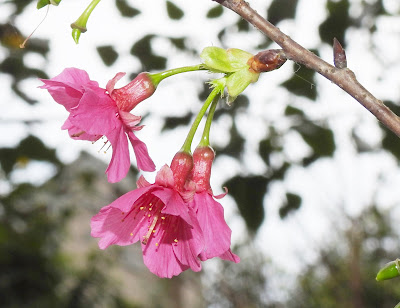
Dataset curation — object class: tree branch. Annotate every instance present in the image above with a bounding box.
[213,0,400,138]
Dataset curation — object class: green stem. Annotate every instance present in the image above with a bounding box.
[71,0,101,43]
[149,64,206,87]
[180,87,220,153]
[198,95,219,147]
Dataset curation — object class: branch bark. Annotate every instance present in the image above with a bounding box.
[213,0,400,138]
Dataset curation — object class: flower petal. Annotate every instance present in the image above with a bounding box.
[152,188,192,225]
[106,72,126,94]
[39,68,99,111]
[193,191,233,260]
[127,131,155,172]
[70,89,118,136]
[61,117,100,142]
[141,222,189,278]
[119,110,142,130]
[105,124,131,183]
[172,210,204,271]
[218,249,240,263]
[154,165,175,188]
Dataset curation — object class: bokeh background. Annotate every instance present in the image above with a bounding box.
[1,0,400,307]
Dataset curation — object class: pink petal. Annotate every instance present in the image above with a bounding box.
[172,209,204,271]
[152,188,192,225]
[193,192,232,260]
[105,125,131,183]
[137,175,151,188]
[106,72,126,94]
[70,89,118,136]
[119,111,142,130]
[39,68,99,111]
[141,223,189,278]
[61,117,100,142]
[127,131,155,172]
[218,249,240,263]
[91,205,140,249]
[154,165,175,188]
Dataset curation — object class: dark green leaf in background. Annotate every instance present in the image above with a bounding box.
[319,0,350,46]
[130,35,167,71]
[267,0,299,25]
[207,5,223,19]
[281,63,317,100]
[162,112,193,131]
[279,192,302,219]
[96,45,118,66]
[115,0,140,17]
[166,1,184,20]
[224,175,268,233]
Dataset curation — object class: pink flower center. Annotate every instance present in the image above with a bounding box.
[121,194,178,249]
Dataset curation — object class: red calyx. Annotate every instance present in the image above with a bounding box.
[170,151,194,191]
[191,146,215,192]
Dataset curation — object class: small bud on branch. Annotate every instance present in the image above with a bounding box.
[333,38,347,69]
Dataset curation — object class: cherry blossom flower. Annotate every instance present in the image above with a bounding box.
[91,152,205,278]
[40,67,155,183]
[190,146,240,263]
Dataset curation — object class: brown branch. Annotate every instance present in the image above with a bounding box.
[213,0,400,138]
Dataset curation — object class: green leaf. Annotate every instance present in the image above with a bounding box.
[279,193,302,219]
[206,5,223,18]
[130,35,167,71]
[96,45,118,66]
[224,175,268,233]
[319,0,350,45]
[267,0,299,25]
[296,122,336,158]
[161,113,193,131]
[201,47,253,73]
[115,0,140,17]
[166,1,184,20]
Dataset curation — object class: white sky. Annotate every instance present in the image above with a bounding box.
[1,0,400,299]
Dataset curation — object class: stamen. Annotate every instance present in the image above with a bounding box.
[142,215,159,245]
[98,140,109,153]
[71,131,85,137]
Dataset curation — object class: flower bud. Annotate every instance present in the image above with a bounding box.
[170,151,193,191]
[376,259,400,281]
[191,146,215,192]
[110,72,156,112]
[247,49,287,73]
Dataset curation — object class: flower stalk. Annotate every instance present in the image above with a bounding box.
[71,0,102,44]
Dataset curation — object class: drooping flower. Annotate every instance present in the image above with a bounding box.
[91,151,205,278]
[190,145,240,263]
[40,68,155,183]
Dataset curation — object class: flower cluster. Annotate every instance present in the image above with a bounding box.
[91,148,239,278]
[40,46,286,278]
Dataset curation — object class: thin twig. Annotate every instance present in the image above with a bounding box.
[213,0,400,138]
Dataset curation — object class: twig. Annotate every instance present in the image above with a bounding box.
[213,0,400,138]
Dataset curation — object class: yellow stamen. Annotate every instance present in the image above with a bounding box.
[142,216,159,245]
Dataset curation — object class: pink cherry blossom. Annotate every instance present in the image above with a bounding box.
[190,146,240,263]
[40,68,155,183]
[91,153,204,278]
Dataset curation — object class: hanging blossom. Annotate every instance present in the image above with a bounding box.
[40,68,156,183]
[91,151,204,278]
[190,145,239,263]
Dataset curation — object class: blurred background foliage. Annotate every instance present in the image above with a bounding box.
[1,0,400,306]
